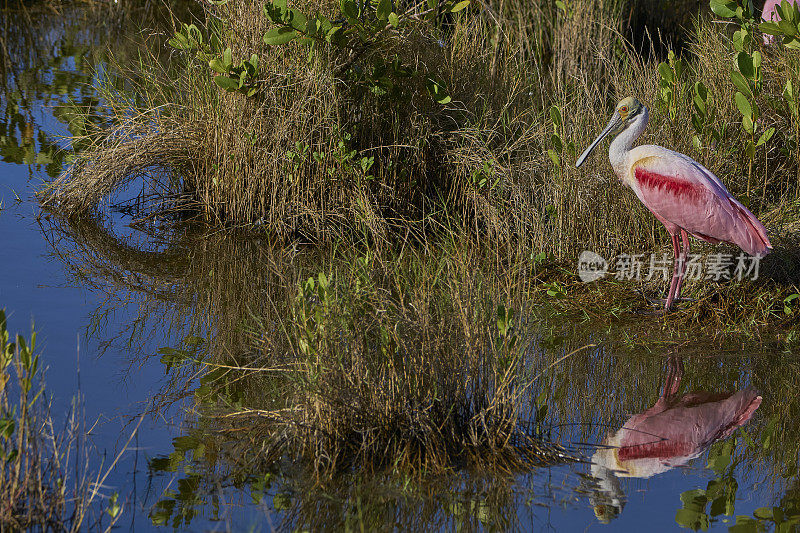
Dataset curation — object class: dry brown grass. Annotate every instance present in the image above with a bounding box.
[39,0,800,267]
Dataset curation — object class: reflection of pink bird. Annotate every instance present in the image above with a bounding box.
[589,357,761,522]
[576,97,772,310]
[763,0,800,44]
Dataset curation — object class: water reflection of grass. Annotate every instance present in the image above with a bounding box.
[39,215,800,529]
[0,0,199,177]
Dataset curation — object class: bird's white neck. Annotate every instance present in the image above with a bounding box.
[609,106,649,177]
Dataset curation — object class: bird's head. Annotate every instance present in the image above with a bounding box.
[575,96,646,168]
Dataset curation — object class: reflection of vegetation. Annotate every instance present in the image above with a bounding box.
[37,213,800,530]
[0,310,123,530]
[675,435,800,532]
[0,0,198,178]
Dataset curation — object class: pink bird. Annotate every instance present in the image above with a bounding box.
[575,97,772,310]
[762,0,800,44]
[589,357,761,522]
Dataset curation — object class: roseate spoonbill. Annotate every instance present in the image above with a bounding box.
[762,0,800,44]
[589,357,761,523]
[575,97,772,310]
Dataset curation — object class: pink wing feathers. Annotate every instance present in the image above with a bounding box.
[631,154,772,256]
[616,389,762,462]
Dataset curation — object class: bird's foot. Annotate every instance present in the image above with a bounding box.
[643,295,696,307]
[632,290,695,315]
[632,307,670,316]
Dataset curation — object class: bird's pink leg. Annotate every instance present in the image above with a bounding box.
[661,356,684,400]
[664,233,681,310]
[674,229,691,301]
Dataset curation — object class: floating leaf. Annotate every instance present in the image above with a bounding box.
[753,507,773,520]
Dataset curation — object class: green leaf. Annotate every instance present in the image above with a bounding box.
[263,26,298,45]
[209,58,227,73]
[341,0,358,20]
[451,0,470,12]
[735,92,753,118]
[658,62,674,84]
[167,33,190,50]
[694,80,708,101]
[753,507,773,519]
[377,0,391,20]
[710,0,737,18]
[737,52,755,79]
[223,47,232,68]
[426,78,452,104]
[745,139,756,157]
[549,105,562,127]
[286,9,307,31]
[760,21,783,35]
[214,75,240,91]
[756,127,775,146]
[779,18,799,36]
[784,79,796,101]
[785,37,800,49]
[547,149,560,167]
[551,134,563,152]
[730,70,753,99]
[388,12,399,26]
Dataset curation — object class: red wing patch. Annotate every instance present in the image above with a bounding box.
[618,439,693,461]
[634,167,702,199]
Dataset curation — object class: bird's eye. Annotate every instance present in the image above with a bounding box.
[620,106,629,113]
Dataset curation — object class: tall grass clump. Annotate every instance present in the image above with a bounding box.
[41,0,800,259]
[149,236,580,476]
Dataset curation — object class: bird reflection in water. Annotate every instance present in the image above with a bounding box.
[588,357,762,523]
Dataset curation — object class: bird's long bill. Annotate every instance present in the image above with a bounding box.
[575,114,622,168]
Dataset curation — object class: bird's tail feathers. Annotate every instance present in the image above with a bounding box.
[729,198,773,256]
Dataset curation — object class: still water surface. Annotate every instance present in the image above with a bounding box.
[0,5,797,531]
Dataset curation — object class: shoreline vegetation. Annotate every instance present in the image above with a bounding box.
[39,0,800,329]
[0,311,125,531]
